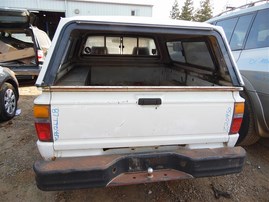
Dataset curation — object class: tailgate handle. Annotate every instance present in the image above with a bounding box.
[138,98,162,105]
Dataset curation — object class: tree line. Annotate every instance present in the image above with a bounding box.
[170,0,213,22]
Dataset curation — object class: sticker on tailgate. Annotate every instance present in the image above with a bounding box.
[52,108,60,141]
[223,106,232,132]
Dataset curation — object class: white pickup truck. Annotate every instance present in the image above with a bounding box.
[33,16,246,191]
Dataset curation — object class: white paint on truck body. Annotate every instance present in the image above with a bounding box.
[34,88,243,159]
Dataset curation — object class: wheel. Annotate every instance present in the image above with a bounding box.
[236,93,260,146]
[0,82,18,122]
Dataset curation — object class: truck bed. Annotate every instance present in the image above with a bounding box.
[55,63,221,87]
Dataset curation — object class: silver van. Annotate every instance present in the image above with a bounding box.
[207,1,269,145]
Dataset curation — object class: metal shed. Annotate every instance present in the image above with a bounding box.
[0,0,153,38]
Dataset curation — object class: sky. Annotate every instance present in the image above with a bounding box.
[152,0,251,19]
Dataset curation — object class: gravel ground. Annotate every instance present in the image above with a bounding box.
[0,85,269,202]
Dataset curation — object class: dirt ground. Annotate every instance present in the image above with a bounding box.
[1,84,269,202]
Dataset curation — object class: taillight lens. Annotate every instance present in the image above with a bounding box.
[34,105,52,142]
[229,102,244,134]
[37,50,44,62]
[35,122,52,141]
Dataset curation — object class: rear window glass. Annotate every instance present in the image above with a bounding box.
[213,14,254,51]
[216,18,238,41]
[229,14,254,50]
[245,9,269,49]
[0,31,34,50]
[0,32,33,44]
[10,33,33,43]
[83,36,157,56]
[167,41,215,69]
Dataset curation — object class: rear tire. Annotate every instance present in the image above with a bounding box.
[237,93,260,146]
[0,83,18,122]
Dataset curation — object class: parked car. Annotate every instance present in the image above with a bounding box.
[33,16,245,191]
[0,66,19,122]
[207,1,269,145]
[0,8,51,79]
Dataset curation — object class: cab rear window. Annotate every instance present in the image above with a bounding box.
[83,36,157,56]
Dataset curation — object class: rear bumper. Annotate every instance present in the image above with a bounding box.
[10,66,41,76]
[34,146,246,191]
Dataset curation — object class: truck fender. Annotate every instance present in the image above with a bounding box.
[241,75,268,137]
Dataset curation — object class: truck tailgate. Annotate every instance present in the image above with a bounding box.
[48,87,241,151]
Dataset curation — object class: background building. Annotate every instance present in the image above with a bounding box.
[0,0,153,38]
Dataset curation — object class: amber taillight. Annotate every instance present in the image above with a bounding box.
[229,102,245,134]
[34,105,52,142]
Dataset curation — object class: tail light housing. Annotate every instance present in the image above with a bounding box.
[34,105,52,142]
[229,102,244,134]
[37,49,44,63]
